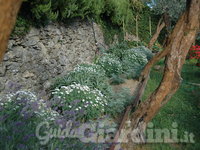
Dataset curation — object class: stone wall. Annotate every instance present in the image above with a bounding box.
[0,20,106,96]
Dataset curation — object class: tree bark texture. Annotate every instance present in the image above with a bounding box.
[148,17,165,49]
[0,0,22,61]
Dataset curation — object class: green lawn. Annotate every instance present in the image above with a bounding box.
[141,59,200,150]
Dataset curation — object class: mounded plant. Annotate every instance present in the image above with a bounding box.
[96,54,123,77]
[51,83,108,121]
[122,48,148,78]
[52,63,112,94]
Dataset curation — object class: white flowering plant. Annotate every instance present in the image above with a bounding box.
[52,64,112,95]
[51,83,108,121]
[106,43,152,79]
[96,54,123,77]
[0,91,59,121]
[122,49,148,78]
[133,46,154,60]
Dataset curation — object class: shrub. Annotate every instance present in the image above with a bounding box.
[52,64,111,94]
[122,48,148,78]
[106,88,133,117]
[107,42,153,60]
[51,83,108,121]
[132,46,154,60]
[96,54,123,77]
[100,43,152,79]
[107,42,130,59]
[28,0,58,26]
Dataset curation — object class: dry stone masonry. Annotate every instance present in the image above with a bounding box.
[0,20,106,96]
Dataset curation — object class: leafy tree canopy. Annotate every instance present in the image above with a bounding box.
[142,0,186,21]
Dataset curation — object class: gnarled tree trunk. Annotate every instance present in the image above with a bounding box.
[111,0,200,149]
[0,0,22,61]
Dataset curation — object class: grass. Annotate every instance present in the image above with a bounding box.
[141,59,200,150]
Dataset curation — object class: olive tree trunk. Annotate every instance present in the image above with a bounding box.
[0,0,22,61]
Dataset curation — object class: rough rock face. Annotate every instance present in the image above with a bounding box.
[0,20,105,96]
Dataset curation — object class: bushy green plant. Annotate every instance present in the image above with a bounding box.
[106,88,133,117]
[122,48,148,78]
[51,83,108,121]
[100,20,124,45]
[96,54,123,77]
[20,0,105,26]
[11,16,31,37]
[29,0,58,26]
[133,46,154,60]
[104,43,152,79]
[107,42,130,59]
[52,64,111,94]
[107,42,152,60]
[105,0,134,27]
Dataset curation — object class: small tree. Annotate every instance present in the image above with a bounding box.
[144,0,186,49]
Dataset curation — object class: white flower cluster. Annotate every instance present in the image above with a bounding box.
[52,83,108,112]
[97,54,122,75]
[71,64,105,75]
[123,49,148,67]
[0,91,59,121]
[99,54,121,66]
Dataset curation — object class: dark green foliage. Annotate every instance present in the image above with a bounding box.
[196,33,200,45]
[110,74,125,85]
[144,0,186,21]
[107,41,130,59]
[11,16,31,37]
[14,0,160,44]
[129,7,160,43]
[100,19,124,45]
